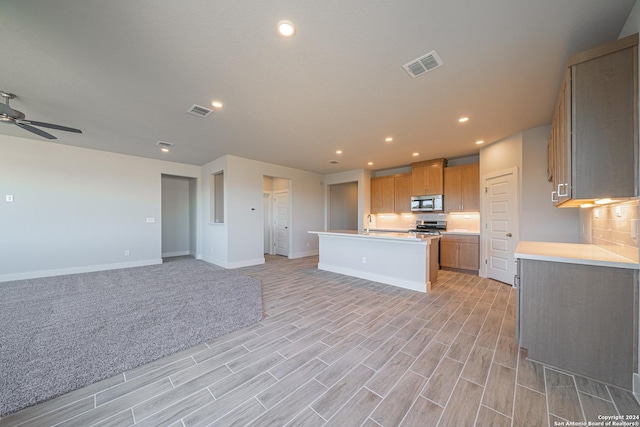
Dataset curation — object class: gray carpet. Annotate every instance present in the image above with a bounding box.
[0,258,263,416]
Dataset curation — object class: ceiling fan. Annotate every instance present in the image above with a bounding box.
[0,91,82,140]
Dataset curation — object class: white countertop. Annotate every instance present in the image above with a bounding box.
[308,230,439,243]
[440,230,480,236]
[515,241,640,270]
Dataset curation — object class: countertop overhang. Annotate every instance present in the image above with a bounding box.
[308,230,439,243]
[515,241,640,270]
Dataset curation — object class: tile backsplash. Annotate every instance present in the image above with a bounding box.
[371,212,480,232]
[591,199,639,262]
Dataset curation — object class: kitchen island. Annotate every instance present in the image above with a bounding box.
[308,230,439,293]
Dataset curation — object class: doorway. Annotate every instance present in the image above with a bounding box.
[482,168,519,284]
[328,181,358,230]
[263,176,291,257]
[161,174,197,258]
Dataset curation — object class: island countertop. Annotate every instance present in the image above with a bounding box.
[308,230,440,243]
[515,241,639,270]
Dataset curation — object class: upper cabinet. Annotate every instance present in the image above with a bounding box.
[371,173,412,214]
[394,173,412,213]
[371,176,395,214]
[411,158,447,195]
[548,33,638,207]
[444,163,480,212]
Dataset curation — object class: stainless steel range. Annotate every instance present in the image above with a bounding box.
[408,220,447,235]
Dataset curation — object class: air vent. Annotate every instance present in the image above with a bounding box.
[155,141,174,148]
[328,160,339,165]
[403,51,443,78]
[187,104,213,118]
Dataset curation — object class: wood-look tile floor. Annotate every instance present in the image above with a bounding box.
[2,255,639,427]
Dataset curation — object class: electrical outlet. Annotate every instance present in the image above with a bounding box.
[124,250,130,256]
[615,206,622,217]
[362,257,367,264]
[5,195,14,202]
[146,218,155,223]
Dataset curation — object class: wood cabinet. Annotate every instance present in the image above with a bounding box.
[371,176,394,214]
[548,33,638,207]
[394,174,412,213]
[371,173,412,214]
[443,163,479,212]
[517,258,637,389]
[411,158,447,195]
[440,234,479,271]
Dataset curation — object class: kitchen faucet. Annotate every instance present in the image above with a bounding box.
[366,214,372,234]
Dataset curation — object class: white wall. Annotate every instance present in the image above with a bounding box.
[521,126,580,242]
[201,156,228,266]
[201,155,324,268]
[0,134,201,282]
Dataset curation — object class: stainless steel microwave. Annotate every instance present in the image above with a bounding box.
[411,195,444,212]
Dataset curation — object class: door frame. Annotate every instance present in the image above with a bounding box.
[160,174,198,259]
[480,167,519,281]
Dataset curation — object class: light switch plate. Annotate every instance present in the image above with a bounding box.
[5,195,13,202]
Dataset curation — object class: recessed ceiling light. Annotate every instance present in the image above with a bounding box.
[336,150,342,154]
[385,137,393,142]
[475,140,484,145]
[412,152,419,157]
[367,162,373,166]
[277,20,296,37]
[211,100,223,109]
[458,117,469,123]
[161,148,170,153]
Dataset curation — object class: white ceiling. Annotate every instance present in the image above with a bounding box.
[0,1,635,174]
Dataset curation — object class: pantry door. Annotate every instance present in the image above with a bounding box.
[483,168,518,284]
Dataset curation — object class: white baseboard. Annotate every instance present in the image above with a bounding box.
[0,259,163,283]
[200,256,265,269]
[317,263,427,293]
[289,249,319,259]
[162,251,191,258]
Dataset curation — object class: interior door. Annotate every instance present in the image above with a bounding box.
[263,193,272,254]
[484,169,518,284]
[273,190,289,256]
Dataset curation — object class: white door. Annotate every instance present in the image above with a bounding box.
[483,168,518,284]
[273,190,289,256]
[263,193,272,254]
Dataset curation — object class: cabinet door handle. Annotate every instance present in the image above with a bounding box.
[558,183,568,197]
[551,190,558,202]
[506,233,512,237]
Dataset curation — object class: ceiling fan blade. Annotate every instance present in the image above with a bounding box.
[16,122,57,139]
[27,120,82,134]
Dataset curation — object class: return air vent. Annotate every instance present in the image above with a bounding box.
[187,104,213,118]
[403,51,443,78]
[155,141,174,148]
[328,160,339,165]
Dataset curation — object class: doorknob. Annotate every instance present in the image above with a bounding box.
[506,233,512,237]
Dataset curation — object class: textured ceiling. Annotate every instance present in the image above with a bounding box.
[0,0,635,174]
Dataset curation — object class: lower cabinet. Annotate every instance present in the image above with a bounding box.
[440,235,479,271]
[517,258,637,389]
